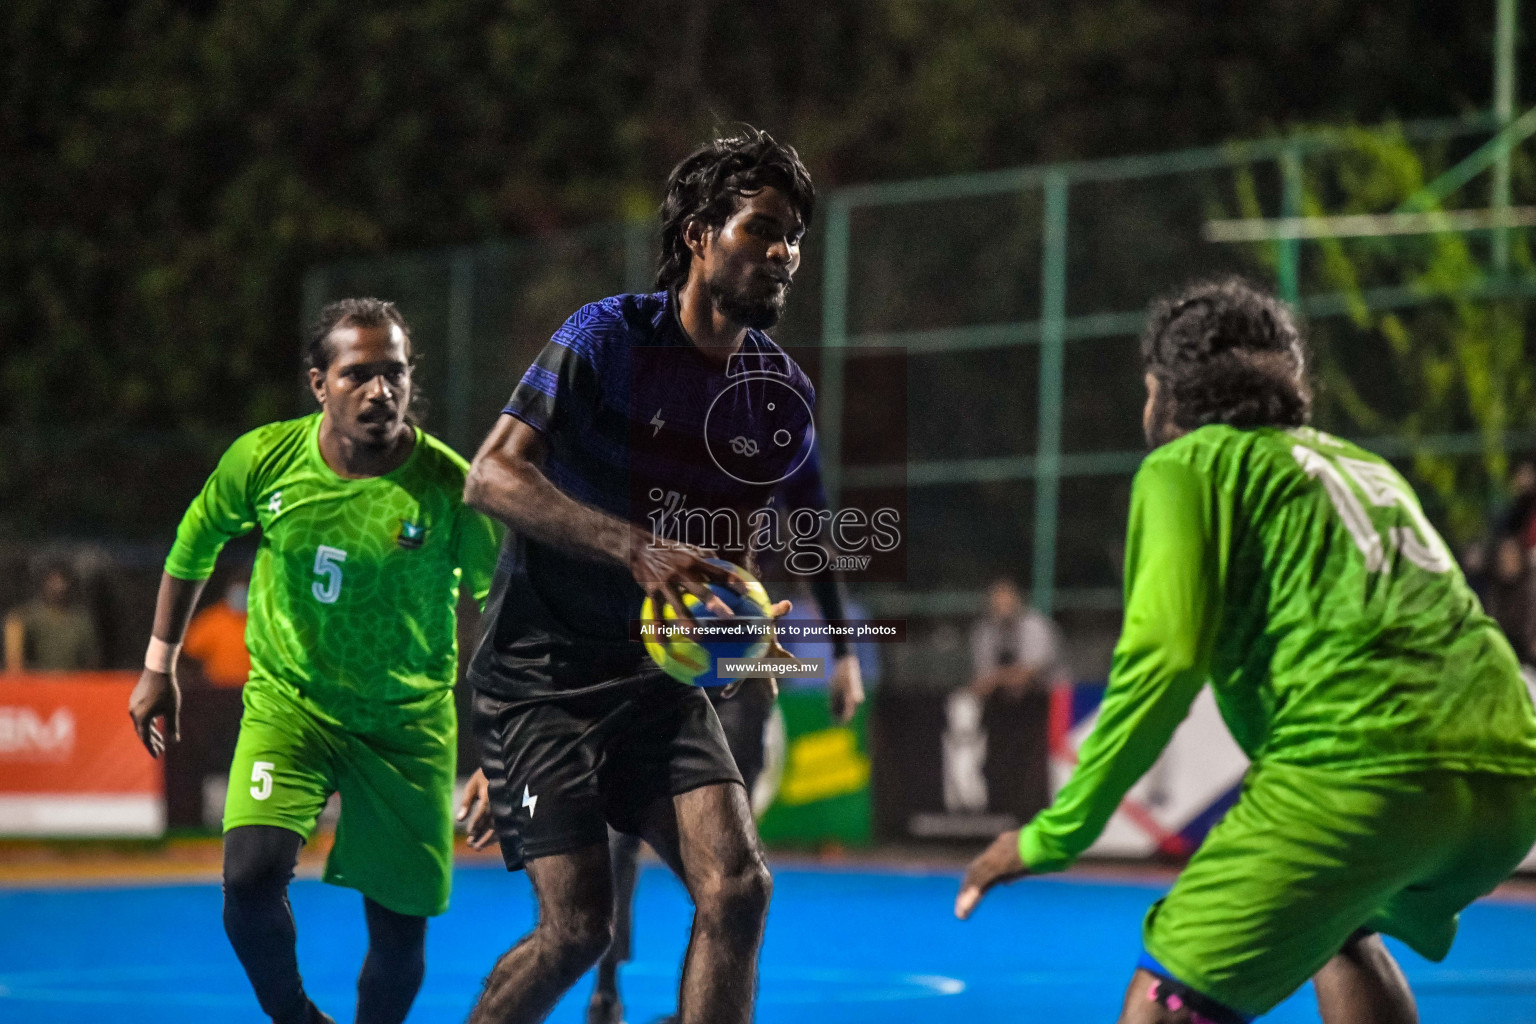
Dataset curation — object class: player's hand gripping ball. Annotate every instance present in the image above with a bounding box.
[643,559,774,687]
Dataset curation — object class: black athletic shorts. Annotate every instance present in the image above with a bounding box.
[472,671,743,871]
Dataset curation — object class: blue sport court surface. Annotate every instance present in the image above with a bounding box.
[4,864,1535,1022]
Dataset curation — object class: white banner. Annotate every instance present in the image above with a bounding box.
[1053,682,1536,872]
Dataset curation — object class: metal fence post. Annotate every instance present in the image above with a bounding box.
[819,198,851,508]
[1033,173,1069,616]
[446,248,475,454]
[1493,0,1518,274]
[1278,148,1303,303]
[624,218,652,293]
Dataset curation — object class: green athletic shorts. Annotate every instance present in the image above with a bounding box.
[1143,761,1536,1018]
[223,680,458,917]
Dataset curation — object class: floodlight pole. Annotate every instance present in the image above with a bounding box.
[1493,0,1517,273]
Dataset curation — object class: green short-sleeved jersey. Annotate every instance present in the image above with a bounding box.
[165,413,503,730]
[1023,424,1536,873]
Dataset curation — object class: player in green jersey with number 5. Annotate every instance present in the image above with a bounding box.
[128,298,502,1024]
[956,278,1536,1023]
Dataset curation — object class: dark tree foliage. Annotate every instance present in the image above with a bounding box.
[0,0,1505,537]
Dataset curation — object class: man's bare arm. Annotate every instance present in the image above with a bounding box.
[806,563,864,723]
[150,573,205,649]
[3,614,24,673]
[127,572,208,757]
[993,664,1041,692]
[463,415,733,618]
[464,415,637,566]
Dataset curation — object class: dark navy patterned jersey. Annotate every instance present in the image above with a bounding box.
[470,290,823,698]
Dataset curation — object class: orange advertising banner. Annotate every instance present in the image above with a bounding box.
[0,673,164,835]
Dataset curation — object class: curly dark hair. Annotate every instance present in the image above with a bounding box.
[655,126,816,291]
[1141,277,1311,433]
[306,297,412,373]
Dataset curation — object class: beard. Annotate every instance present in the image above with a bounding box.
[356,422,403,451]
[708,272,788,330]
[354,404,410,451]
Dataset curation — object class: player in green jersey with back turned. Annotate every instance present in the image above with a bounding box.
[955,278,1536,1024]
[128,298,502,1024]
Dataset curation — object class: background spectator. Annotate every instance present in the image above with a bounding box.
[1483,534,1536,668]
[1503,457,1536,551]
[180,564,252,688]
[1461,538,1491,602]
[969,578,1064,697]
[3,561,102,672]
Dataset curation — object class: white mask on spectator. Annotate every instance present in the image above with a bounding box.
[226,582,249,613]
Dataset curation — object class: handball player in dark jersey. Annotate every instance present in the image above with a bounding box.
[587,441,862,1024]
[457,128,862,1024]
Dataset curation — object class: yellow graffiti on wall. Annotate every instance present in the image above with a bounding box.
[779,727,870,806]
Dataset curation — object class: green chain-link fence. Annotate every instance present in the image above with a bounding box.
[293,112,1536,681]
[8,112,1504,679]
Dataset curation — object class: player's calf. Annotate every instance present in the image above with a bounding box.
[673,854,771,1024]
[655,784,772,1024]
[471,914,614,1024]
[468,843,616,1024]
[1313,931,1417,1024]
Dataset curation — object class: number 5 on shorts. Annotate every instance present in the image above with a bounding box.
[250,761,275,801]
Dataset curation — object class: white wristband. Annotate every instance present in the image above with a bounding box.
[145,637,182,674]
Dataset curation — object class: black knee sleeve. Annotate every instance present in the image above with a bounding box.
[357,897,427,1024]
[222,826,312,1024]
[362,896,427,958]
[223,824,302,901]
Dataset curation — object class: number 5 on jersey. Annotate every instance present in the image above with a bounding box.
[1291,445,1454,574]
[250,761,275,801]
[312,545,347,604]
